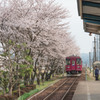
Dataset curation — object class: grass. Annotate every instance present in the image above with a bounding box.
[86,68,95,81]
[87,68,100,81]
[18,75,63,100]
[87,74,93,81]
[0,90,2,95]
[18,89,39,100]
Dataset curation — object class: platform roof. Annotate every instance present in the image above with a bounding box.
[83,21,100,35]
[77,0,100,18]
[77,0,100,34]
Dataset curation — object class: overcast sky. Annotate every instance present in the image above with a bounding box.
[55,0,94,53]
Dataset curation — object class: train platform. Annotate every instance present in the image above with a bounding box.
[72,81,100,100]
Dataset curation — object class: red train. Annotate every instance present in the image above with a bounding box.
[65,56,82,74]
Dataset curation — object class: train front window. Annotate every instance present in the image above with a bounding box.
[72,60,75,66]
[66,59,70,65]
[76,58,81,65]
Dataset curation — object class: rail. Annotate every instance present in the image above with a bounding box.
[43,78,70,100]
[43,77,78,100]
[61,77,77,100]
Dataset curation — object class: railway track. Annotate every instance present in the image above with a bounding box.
[29,78,67,100]
[43,77,78,100]
[29,76,80,100]
[28,68,86,100]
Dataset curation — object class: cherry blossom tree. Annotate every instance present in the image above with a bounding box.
[0,0,80,96]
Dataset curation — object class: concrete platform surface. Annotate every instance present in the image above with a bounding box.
[72,81,100,100]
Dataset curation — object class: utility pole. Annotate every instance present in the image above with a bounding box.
[99,35,100,61]
[89,52,91,73]
[96,35,98,61]
[93,37,96,76]
[94,37,96,62]
[85,63,87,81]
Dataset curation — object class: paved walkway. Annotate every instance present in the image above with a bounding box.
[72,81,100,100]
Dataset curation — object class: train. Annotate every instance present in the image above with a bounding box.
[65,56,82,74]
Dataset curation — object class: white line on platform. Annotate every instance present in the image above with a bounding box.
[87,82,91,100]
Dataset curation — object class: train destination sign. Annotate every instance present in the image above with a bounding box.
[77,0,100,35]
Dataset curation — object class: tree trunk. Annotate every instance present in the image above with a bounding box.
[41,73,44,83]
[24,75,29,86]
[45,72,49,81]
[36,73,40,85]
[9,86,13,96]
[30,71,36,85]
[18,85,20,97]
